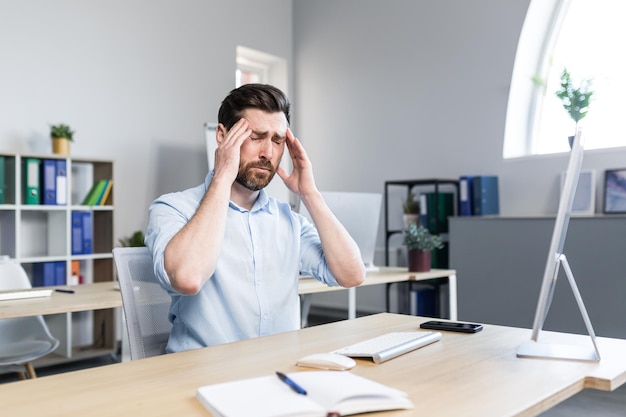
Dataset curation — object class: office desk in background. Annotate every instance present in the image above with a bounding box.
[0,282,122,320]
[299,267,457,322]
[1,268,457,326]
[2,313,625,417]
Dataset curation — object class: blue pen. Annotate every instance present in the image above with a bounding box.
[276,371,307,395]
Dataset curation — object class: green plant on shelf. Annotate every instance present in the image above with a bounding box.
[402,192,420,214]
[50,123,75,141]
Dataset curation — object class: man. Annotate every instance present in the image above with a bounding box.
[145,84,365,353]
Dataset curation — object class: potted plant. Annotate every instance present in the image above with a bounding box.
[402,222,444,272]
[50,123,75,155]
[402,191,420,229]
[555,68,594,148]
[118,230,146,247]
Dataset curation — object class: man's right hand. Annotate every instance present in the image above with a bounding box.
[213,118,251,183]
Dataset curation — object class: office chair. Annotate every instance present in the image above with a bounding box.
[0,261,60,379]
[112,247,172,360]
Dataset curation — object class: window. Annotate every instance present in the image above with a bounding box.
[504,0,626,157]
[235,46,288,93]
[236,61,267,87]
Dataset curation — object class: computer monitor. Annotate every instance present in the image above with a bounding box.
[517,127,600,361]
[299,191,382,271]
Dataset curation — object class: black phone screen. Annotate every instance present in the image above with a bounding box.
[420,320,483,333]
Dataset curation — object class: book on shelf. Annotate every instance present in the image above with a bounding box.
[97,179,112,205]
[196,370,413,417]
[472,175,500,216]
[418,191,454,233]
[81,179,110,206]
[458,175,473,216]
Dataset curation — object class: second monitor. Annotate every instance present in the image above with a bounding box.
[299,191,382,271]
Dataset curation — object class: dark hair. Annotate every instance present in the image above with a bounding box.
[218,84,291,130]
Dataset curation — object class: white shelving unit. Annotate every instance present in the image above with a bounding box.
[0,152,116,364]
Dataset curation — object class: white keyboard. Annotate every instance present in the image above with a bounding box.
[333,331,442,364]
[0,288,53,301]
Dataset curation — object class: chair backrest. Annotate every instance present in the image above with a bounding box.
[112,247,172,360]
[0,260,60,371]
[0,260,33,291]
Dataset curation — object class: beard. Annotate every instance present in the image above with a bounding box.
[235,159,277,191]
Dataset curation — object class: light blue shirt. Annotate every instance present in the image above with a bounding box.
[145,173,339,353]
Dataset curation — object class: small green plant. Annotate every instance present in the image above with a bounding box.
[50,123,75,141]
[403,222,444,252]
[118,230,145,247]
[555,68,594,126]
[402,192,420,214]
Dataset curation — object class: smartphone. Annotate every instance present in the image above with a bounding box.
[420,320,483,333]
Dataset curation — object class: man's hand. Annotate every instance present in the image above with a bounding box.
[276,128,318,198]
[213,118,251,183]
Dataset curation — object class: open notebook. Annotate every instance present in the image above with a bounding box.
[196,370,413,417]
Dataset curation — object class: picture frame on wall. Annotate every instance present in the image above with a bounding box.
[560,170,595,216]
[604,168,626,214]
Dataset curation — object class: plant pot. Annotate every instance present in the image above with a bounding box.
[407,249,431,272]
[52,137,71,155]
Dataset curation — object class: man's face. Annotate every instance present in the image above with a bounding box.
[235,108,288,191]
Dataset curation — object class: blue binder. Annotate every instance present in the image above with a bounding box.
[55,159,67,205]
[459,176,473,216]
[71,211,84,255]
[42,159,57,205]
[33,262,56,287]
[472,176,500,216]
[54,261,66,285]
[81,211,93,254]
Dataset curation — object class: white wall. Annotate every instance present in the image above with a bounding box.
[0,0,293,242]
[292,0,626,313]
[293,0,626,218]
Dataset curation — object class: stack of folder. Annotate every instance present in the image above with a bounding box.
[22,157,68,205]
[458,175,500,216]
[81,179,113,206]
[72,211,93,255]
[32,261,66,287]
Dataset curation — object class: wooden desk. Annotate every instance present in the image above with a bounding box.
[2,313,625,417]
[0,282,123,364]
[299,267,457,321]
[0,282,122,319]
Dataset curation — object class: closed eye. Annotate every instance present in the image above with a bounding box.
[272,137,286,145]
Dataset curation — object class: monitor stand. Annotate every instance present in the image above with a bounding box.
[517,254,601,362]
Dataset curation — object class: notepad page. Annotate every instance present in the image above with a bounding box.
[288,371,413,416]
[196,375,325,417]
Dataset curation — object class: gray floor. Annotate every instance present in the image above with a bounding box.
[539,384,626,416]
